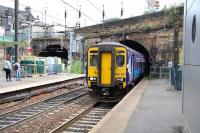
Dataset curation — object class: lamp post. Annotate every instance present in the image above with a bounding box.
[15,0,19,62]
[121,1,125,44]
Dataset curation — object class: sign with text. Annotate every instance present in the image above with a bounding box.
[26,47,32,52]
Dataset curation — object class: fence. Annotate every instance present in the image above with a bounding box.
[149,66,169,79]
[20,64,45,77]
[0,35,14,42]
[19,64,65,77]
[0,61,5,78]
[149,65,182,90]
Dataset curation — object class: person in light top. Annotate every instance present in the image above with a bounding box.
[3,58,13,81]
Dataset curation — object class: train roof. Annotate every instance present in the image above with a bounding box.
[89,41,143,56]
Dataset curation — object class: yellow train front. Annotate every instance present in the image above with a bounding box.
[86,42,145,100]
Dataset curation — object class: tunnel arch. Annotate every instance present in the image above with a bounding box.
[39,45,68,61]
[119,40,150,73]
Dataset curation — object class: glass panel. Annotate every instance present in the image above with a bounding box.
[116,55,125,67]
[90,54,98,66]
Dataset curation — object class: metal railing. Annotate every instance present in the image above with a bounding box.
[0,62,5,78]
[20,64,46,77]
[0,35,14,42]
[149,66,169,79]
[149,65,182,90]
[19,64,65,77]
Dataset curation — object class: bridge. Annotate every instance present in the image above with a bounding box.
[75,6,183,67]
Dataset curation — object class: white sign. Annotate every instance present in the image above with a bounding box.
[168,62,173,68]
[0,27,5,36]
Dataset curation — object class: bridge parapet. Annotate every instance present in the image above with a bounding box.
[75,7,183,66]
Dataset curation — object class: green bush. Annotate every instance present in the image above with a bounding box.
[70,59,83,74]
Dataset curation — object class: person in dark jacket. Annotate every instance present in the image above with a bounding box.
[14,60,21,81]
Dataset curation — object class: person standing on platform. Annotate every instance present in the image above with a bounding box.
[3,58,13,81]
[14,60,21,81]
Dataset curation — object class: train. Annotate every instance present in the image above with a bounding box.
[86,42,146,101]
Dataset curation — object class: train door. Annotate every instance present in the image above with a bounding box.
[100,52,112,85]
[98,46,115,87]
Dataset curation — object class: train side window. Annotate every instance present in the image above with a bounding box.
[137,62,142,68]
[137,62,140,68]
[90,54,98,66]
[116,55,125,67]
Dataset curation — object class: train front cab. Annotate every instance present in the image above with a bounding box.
[87,46,127,99]
[87,47,98,89]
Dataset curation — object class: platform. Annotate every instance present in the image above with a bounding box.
[0,73,84,94]
[91,79,185,133]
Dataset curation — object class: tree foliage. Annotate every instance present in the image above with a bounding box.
[163,6,184,26]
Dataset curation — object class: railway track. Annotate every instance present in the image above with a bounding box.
[0,77,84,104]
[50,102,116,133]
[0,87,89,131]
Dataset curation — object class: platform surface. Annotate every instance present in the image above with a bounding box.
[0,73,84,94]
[91,79,184,133]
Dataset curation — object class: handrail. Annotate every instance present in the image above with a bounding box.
[150,66,170,79]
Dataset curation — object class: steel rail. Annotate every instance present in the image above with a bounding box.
[50,102,114,133]
[0,86,89,131]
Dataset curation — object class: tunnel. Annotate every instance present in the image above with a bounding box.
[39,45,68,61]
[119,40,150,74]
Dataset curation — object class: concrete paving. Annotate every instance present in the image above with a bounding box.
[125,79,184,133]
[0,73,85,94]
[91,79,185,133]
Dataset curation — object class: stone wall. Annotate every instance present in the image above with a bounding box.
[75,9,183,66]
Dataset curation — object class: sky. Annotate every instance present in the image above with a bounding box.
[0,0,183,27]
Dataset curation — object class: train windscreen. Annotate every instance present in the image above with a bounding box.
[116,55,125,67]
[90,54,98,66]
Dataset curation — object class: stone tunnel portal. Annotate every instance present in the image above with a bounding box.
[39,45,68,61]
[120,40,150,73]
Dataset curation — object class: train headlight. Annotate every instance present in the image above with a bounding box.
[116,78,124,82]
[89,77,97,81]
[90,77,94,80]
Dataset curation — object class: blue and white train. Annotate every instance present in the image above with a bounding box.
[86,42,146,100]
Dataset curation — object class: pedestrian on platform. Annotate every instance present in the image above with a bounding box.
[3,58,12,81]
[14,60,21,81]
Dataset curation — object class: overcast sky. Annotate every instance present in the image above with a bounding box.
[1,0,183,27]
